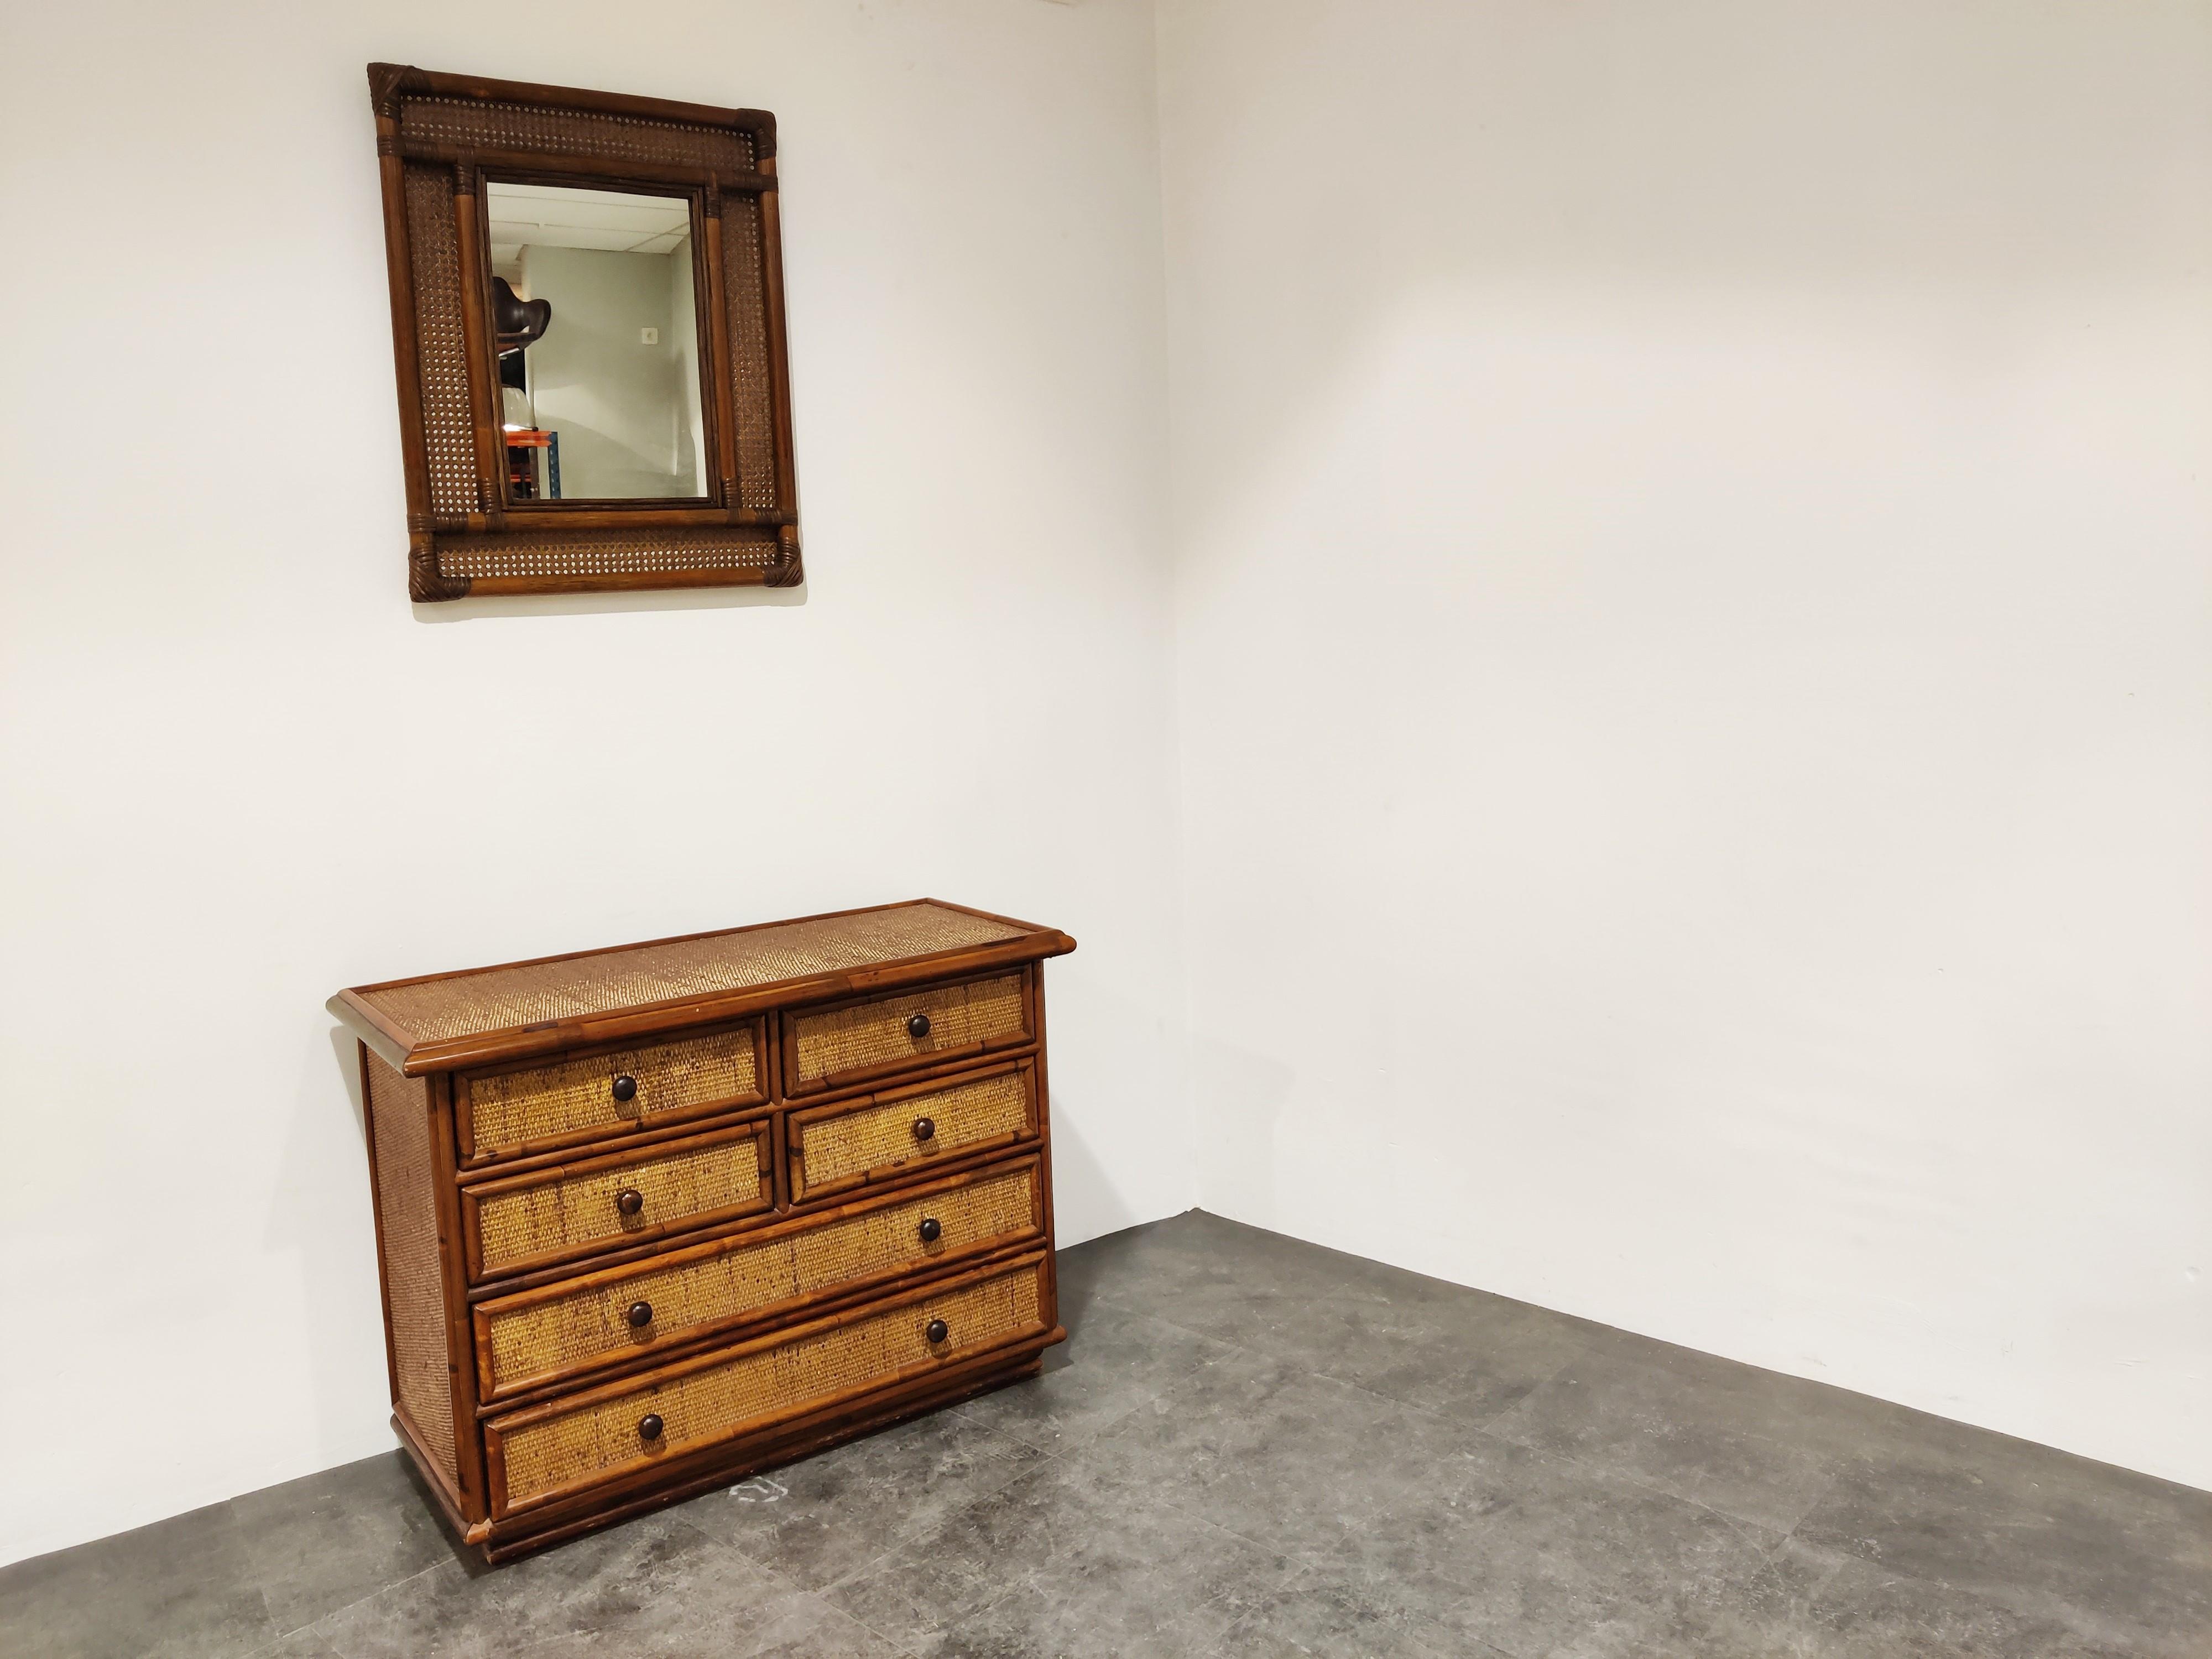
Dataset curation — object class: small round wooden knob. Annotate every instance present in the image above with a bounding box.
[638,1413,664,1442]
[611,1074,638,1104]
[912,1117,936,1143]
[627,1301,653,1329]
[615,1187,645,1217]
[925,1318,950,1345]
[906,1013,931,1040]
[917,1217,942,1244]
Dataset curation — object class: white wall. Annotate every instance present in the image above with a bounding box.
[1156,0,2212,1491]
[520,242,690,498]
[6,0,2206,1570]
[0,0,1183,1563]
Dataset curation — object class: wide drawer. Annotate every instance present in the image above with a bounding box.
[459,1021,765,1167]
[784,972,1030,1095]
[462,1122,774,1282]
[789,1060,1037,1203]
[474,1157,1045,1405]
[487,1253,1052,1516]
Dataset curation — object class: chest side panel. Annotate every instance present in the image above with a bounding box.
[366,1048,459,1485]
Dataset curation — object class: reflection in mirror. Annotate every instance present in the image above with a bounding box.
[486,181,709,502]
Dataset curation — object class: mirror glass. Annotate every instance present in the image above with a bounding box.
[486,181,709,502]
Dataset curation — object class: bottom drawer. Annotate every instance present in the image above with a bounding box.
[487,1253,1051,1516]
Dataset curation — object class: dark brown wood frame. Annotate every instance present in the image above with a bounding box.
[368,64,802,601]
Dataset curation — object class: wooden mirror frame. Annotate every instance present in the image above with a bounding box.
[368,64,801,601]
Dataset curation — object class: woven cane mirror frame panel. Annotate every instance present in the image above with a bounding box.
[398,96,757,174]
[436,528,781,583]
[369,64,799,602]
[719,195,780,509]
[401,165,477,526]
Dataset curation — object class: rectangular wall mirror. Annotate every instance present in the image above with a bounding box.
[486,182,711,504]
[368,65,801,601]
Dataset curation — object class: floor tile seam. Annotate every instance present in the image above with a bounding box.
[1061,1285,1155,1332]
[242,1632,330,1659]
[1098,1302,1345,1384]
[199,1575,281,1655]
[1257,1559,1532,1659]
[1817,1546,2201,1658]
[702,1527,823,1601]
[947,1386,1173,1459]
[1791,1536,2200,1655]
[1445,1606,1595,1659]
[1300,1351,1579,1436]
[297,1556,463,1648]
[1421,1627,1525,1659]
[507,1631,606,1657]
[1466,1418,1807,1553]
[1835,1555,2194,1656]
[823,1597,929,1659]
[1772,1468,1844,1554]
[1065,1294,1275,1366]
[1259,1531,1621,1659]
[891,1481,1308,1639]
[1142,1487,1301,1561]
[1013,1365,1259,1460]
[781,1441,1073,1600]
[1294,1354,1577,1444]
[753,1582,928,1659]
[1369,1606,1532,1659]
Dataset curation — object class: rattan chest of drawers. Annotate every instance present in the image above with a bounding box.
[330,899,1074,1563]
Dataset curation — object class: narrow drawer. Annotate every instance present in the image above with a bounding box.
[784,972,1030,1095]
[474,1157,1045,1405]
[459,1021,765,1167]
[789,1060,1037,1203]
[487,1253,1052,1516]
[462,1123,774,1282]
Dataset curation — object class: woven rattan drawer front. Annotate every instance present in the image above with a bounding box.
[460,1021,764,1167]
[476,1158,1044,1405]
[790,1060,1037,1203]
[463,1124,773,1282]
[785,972,1030,1095]
[488,1254,1050,1516]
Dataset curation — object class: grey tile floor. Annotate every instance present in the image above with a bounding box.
[5,1209,2208,1657]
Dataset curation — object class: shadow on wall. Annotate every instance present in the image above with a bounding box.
[257,1030,384,1469]
[412,581,808,623]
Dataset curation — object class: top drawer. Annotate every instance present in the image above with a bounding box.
[785,972,1031,1096]
[458,1021,765,1167]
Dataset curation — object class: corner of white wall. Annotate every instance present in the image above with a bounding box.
[1151,0,2212,1495]
[0,0,1192,1566]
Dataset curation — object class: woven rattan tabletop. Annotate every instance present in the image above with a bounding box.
[332,900,1073,1073]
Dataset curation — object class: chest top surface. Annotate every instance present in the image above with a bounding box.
[331,899,1073,1074]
